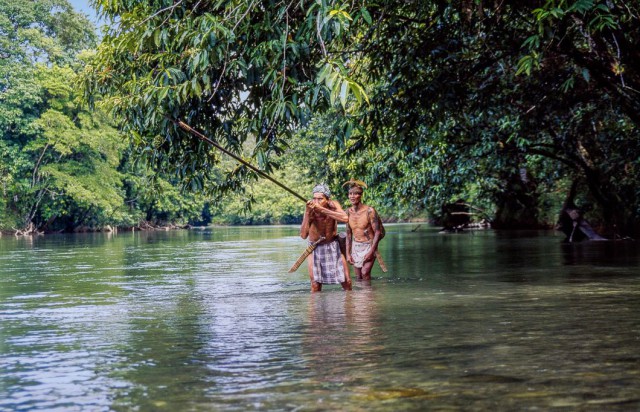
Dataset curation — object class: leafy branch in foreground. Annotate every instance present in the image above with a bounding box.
[83,0,372,198]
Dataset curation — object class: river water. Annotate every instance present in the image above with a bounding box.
[1,225,639,411]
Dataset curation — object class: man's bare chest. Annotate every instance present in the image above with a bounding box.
[349,208,370,228]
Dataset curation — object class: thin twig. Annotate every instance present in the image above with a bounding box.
[233,0,257,33]
[611,33,625,87]
[32,143,50,188]
[280,2,292,98]
[140,0,184,26]
[316,6,327,57]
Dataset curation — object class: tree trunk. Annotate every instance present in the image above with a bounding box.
[492,171,541,229]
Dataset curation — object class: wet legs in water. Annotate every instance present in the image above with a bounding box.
[307,254,352,292]
[354,258,375,282]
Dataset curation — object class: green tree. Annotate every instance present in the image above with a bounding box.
[84,0,640,235]
[316,1,640,234]
[3,62,131,231]
[84,0,369,195]
[1,0,223,232]
[1,0,101,231]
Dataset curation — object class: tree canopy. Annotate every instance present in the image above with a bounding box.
[84,0,367,194]
[2,0,638,234]
[82,0,640,235]
[350,1,640,233]
[0,0,214,232]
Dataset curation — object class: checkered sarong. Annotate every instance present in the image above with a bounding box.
[351,240,372,268]
[312,239,345,284]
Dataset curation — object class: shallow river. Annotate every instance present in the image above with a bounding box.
[1,225,639,411]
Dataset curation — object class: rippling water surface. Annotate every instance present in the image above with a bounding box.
[1,225,639,411]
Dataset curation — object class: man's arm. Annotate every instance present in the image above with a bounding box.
[346,209,353,263]
[300,201,313,239]
[314,200,348,223]
[365,208,382,261]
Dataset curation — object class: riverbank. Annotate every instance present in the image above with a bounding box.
[0,221,194,237]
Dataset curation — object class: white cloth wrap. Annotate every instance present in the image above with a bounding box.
[351,240,372,268]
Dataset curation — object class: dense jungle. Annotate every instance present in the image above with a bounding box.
[1,0,639,237]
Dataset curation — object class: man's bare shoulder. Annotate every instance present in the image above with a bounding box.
[328,200,344,210]
[348,203,372,213]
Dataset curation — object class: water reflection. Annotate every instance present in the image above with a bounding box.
[303,285,382,380]
[1,226,639,410]
[560,240,640,268]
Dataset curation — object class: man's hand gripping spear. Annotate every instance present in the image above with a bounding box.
[364,229,388,272]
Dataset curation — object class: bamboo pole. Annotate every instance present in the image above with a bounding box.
[176,120,307,203]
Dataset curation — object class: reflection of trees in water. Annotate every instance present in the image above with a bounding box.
[560,241,640,268]
[107,277,212,410]
[302,287,384,387]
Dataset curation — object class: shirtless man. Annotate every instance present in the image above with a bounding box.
[345,183,382,280]
[300,184,352,292]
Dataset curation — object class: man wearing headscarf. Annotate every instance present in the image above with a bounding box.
[300,184,352,292]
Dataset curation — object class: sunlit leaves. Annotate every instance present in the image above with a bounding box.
[516,53,541,76]
[316,60,369,108]
[83,0,373,200]
[42,160,125,215]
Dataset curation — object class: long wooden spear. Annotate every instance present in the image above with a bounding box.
[176,120,307,202]
[176,120,386,274]
[176,120,326,273]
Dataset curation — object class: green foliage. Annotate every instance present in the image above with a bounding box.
[138,1,613,233]
[298,1,640,233]
[2,63,132,229]
[1,0,99,230]
[62,0,640,234]
[210,164,310,225]
[0,0,95,65]
[83,0,369,196]
[1,0,213,232]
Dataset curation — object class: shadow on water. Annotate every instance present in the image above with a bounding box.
[560,239,640,267]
